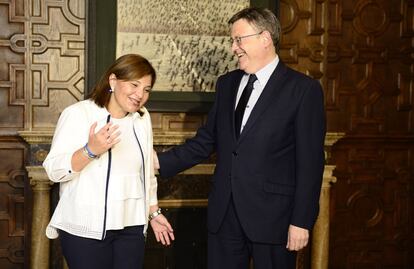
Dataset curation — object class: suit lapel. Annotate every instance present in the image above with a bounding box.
[237,61,289,143]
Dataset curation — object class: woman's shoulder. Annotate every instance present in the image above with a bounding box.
[58,100,105,124]
[65,99,106,114]
[62,99,93,111]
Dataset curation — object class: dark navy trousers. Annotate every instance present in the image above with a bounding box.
[60,225,145,269]
[208,199,297,269]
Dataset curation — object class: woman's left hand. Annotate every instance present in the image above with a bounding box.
[150,214,175,246]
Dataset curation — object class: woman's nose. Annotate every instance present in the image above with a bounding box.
[134,88,144,99]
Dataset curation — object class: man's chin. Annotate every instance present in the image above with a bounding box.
[237,60,249,72]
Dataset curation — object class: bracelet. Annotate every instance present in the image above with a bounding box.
[83,143,98,159]
[82,146,93,159]
[149,208,162,221]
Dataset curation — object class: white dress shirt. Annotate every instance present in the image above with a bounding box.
[235,56,279,133]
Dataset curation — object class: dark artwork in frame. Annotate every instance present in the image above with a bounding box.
[87,0,279,112]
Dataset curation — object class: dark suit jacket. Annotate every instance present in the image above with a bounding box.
[158,61,326,244]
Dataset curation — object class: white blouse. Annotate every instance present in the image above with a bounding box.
[106,114,146,230]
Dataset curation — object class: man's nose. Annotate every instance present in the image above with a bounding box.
[231,40,240,52]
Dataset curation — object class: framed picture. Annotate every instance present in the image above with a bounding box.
[87,0,279,112]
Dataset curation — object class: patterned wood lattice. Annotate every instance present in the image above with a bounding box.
[279,0,413,268]
[0,1,85,268]
[319,0,414,268]
[0,0,85,134]
[279,0,326,79]
[331,139,413,268]
[0,137,27,268]
[325,0,413,134]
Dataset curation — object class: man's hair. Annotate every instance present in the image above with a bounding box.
[89,54,156,109]
[228,7,281,51]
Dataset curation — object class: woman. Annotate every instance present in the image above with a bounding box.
[43,54,174,269]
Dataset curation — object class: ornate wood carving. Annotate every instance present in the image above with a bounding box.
[320,0,414,267]
[0,0,85,134]
[331,138,413,268]
[325,0,413,134]
[0,1,85,268]
[0,137,27,268]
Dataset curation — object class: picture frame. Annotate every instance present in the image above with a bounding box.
[86,0,279,112]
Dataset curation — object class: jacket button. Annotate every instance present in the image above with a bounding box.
[232,151,238,156]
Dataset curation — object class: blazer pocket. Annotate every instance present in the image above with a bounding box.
[263,181,295,196]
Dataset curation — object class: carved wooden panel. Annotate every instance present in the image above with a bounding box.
[0,137,28,269]
[0,2,25,133]
[0,1,85,269]
[279,0,325,79]
[331,138,413,268]
[151,112,207,133]
[325,0,413,134]
[0,0,85,133]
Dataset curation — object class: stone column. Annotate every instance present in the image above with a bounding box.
[311,165,336,269]
[26,166,52,269]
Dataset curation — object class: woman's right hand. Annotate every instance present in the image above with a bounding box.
[87,122,120,156]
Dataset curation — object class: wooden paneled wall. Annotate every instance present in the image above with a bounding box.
[0,1,85,268]
[0,0,412,268]
[322,1,414,267]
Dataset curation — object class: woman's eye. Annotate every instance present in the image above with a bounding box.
[131,83,138,87]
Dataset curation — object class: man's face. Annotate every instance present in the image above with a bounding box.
[230,19,266,74]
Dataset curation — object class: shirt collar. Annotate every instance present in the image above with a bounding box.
[252,55,279,87]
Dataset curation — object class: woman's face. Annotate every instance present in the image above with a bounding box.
[108,73,152,118]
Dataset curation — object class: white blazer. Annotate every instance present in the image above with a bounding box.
[43,100,158,240]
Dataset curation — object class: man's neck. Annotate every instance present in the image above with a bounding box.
[253,53,278,74]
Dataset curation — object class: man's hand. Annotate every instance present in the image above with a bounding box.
[286,224,309,251]
[150,214,174,246]
[153,149,160,170]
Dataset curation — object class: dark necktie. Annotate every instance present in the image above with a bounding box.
[235,74,257,139]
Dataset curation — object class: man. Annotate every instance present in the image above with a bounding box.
[155,7,326,269]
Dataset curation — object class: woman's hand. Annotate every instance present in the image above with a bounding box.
[87,122,120,156]
[71,122,120,171]
[150,214,175,246]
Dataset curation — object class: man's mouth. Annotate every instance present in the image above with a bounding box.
[237,52,245,58]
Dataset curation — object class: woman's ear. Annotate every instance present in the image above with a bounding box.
[108,73,117,89]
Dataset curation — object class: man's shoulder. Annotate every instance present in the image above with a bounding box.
[219,69,244,79]
[282,64,318,85]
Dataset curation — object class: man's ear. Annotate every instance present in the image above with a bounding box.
[262,31,272,45]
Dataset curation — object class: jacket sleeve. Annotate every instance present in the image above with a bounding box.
[43,104,88,182]
[157,80,221,178]
[291,79,326,230]
[146,112,158,207]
